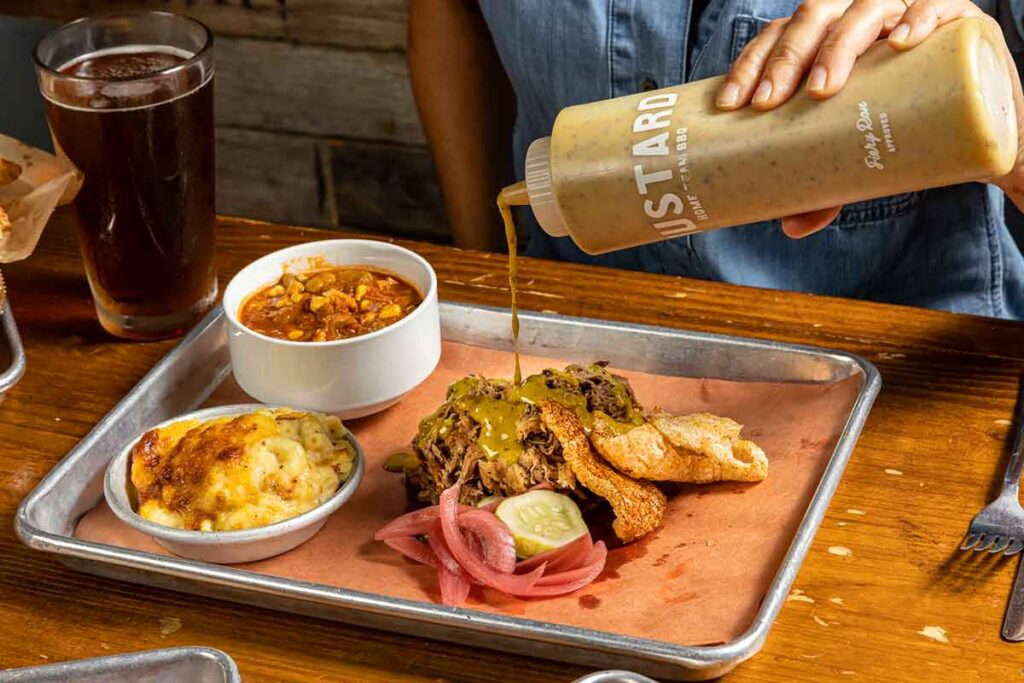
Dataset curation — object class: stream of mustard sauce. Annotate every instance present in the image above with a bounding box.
[469,182,642,465]
[497,184,524,386]
[383,185,643,473]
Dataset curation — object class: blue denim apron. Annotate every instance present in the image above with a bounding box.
[479,0,1024,319]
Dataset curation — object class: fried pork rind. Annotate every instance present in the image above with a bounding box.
[539,400,665,543]
[0,206,10,234]
[0,159,20,187]
[592,410,768,484]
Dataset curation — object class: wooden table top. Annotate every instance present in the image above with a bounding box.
[2,212,1023,682]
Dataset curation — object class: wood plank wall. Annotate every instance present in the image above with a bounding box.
[0,0,450,242]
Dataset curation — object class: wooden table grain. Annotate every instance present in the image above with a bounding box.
[2,212,1023,682]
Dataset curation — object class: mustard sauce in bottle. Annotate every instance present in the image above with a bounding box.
[501,18,1017,254]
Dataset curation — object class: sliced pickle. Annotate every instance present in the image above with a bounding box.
[495,490,588,559]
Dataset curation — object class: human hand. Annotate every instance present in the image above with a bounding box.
[714,0,1024,237]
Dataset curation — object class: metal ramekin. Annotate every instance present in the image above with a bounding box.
[103,403,365,564]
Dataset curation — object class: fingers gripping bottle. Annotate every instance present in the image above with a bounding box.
[503,17,1018,254]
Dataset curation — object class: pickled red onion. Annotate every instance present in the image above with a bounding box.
[515,533,593,574]
[376,484,607,604]
[427,519,463,576]
[458,508,517,574]
[438,564,472,606]
[428,519,473,606]
[374,504,473,540]
[534,542,607,586]
[382,537,436,567]
[439,485,546,594]
[523,542,607,596]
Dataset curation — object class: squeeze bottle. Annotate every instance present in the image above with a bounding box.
[507,17,1018,254]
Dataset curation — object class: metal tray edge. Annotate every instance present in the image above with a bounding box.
[1,646,241,682]
[14,308,223,542]
[14,303,882,678]
[459,302,873,377]
[710,350,881,665]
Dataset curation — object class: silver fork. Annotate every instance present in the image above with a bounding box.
[960,378,1024,556]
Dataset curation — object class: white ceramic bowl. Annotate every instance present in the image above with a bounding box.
[103,404,365,564]
[222,239,441,419]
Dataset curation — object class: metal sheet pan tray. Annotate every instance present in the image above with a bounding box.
[0,646,241,682]
[16,303,880,681]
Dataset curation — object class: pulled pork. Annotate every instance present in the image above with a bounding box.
[542,362,643,421]
[402,364,642,505]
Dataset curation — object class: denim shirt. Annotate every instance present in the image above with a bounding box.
[479,0,1024,319]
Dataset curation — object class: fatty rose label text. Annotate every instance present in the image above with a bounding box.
[856,100,897,171]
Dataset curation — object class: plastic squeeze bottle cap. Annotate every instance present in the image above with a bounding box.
[523,137,568,238]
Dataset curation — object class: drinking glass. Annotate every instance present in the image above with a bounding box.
[35,12,217,340]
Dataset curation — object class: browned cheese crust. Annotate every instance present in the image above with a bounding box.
[591,410,768,484]
[539,399,665,543]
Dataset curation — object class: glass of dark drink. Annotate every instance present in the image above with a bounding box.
[34,12,217,340]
